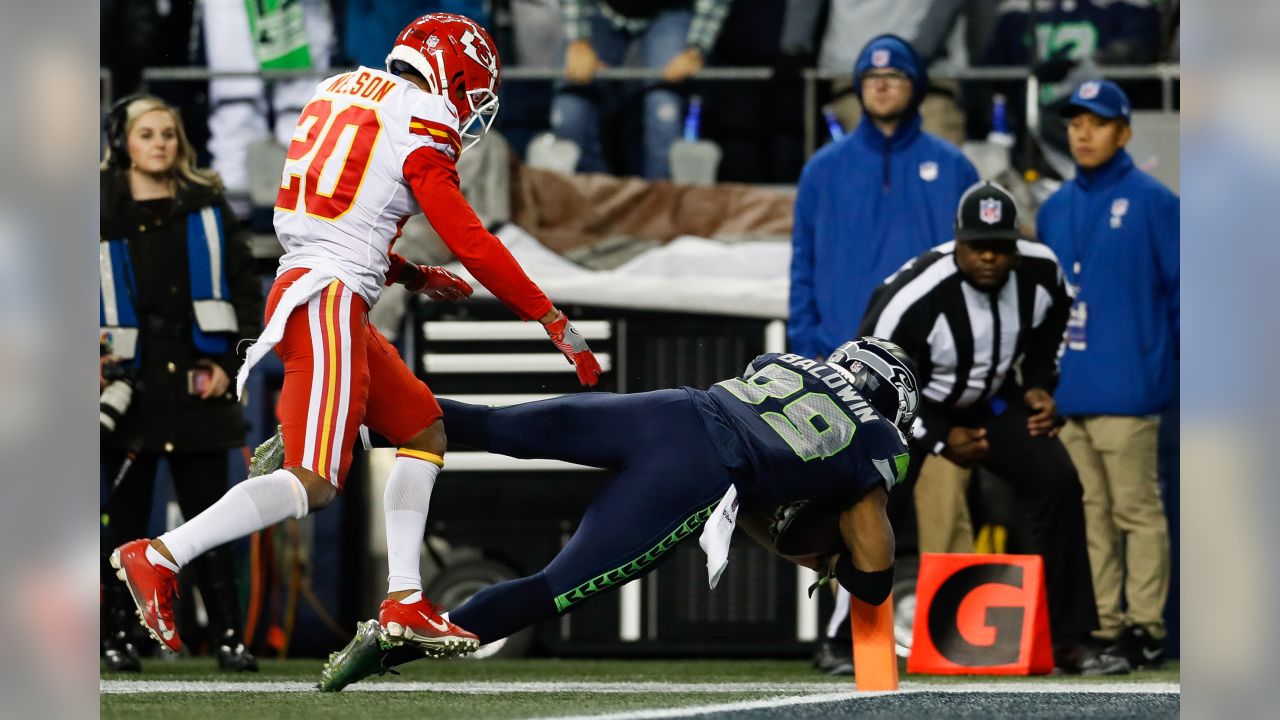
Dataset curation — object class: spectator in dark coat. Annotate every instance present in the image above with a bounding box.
[99,96,262,673]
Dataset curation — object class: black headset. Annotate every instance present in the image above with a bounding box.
[103,94,153,168]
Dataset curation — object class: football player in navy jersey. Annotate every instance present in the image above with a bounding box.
[318,337,919,691]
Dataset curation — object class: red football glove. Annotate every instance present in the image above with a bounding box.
[543,310,602,386]
[405,265,473,302]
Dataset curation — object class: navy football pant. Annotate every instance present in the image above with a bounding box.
[391,390,733,657]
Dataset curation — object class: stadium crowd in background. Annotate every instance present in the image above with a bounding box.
[550,0,732,179]
[99,1,1183,188]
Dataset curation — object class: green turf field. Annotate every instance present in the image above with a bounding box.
[101,658,1180,719]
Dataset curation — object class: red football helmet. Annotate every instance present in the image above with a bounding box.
[386,13,502,153]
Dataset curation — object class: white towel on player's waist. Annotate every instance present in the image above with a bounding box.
[234,270,337,399]
[698,484,740,590]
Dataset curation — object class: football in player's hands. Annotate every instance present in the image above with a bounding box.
[543,310,603,386]
[770,500,844,559]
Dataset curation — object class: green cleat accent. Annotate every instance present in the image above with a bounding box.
[317,620,398,693]
[248,426,285,478]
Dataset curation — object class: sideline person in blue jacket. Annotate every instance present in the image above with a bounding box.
[1036,79,1178,671]
[788,34,978,361]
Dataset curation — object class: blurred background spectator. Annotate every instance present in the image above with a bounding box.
[1037,79,1178,672]
[202,0,334,219]
[342,1,490,68]
[550,0,733,179]
[696,0,806,184]
[777,0,1001,148]
[977,0,1163,175]
[788,34,977,361]
[100,0,159,97]
[99,95,263,673]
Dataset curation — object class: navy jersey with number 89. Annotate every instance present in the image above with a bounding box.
[697,352,910,510]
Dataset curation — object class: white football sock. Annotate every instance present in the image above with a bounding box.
[384,453,441,595]
[158,469,308,568]
[398,591,423,605]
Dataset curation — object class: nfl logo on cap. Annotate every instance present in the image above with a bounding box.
[1079,81,1101,99]
[979,198,1002,225]
[872,49,890,67]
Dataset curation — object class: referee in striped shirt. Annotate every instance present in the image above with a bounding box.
[859,181,1127,674]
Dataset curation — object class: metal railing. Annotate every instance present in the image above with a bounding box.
[106,63,1179,162]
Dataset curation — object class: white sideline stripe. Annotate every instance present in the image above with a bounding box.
[425,320,612,341]
[99,681,850,695]
[100,680,1181,696]
[543,692,860,720]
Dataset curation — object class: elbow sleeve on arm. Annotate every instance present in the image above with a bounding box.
[833,555,894,606]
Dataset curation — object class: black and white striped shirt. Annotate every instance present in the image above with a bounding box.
[858,240,1072,453]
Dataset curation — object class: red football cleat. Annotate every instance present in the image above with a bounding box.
[109,539,182,653]
[378,596,479,658]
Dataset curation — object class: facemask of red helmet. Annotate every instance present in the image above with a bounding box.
[386,13,502,154]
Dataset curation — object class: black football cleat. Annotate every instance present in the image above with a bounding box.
[215,630,259,672]
[1054,637,1131,676]
[1107,625,1166,670]
[812,638,854,676]
[102,634,142,673]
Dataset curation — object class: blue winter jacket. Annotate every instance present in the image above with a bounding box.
[1037,150,1179,416]
[788,114,978,359]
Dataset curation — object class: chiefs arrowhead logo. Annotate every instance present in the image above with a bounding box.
[458,29,497,77]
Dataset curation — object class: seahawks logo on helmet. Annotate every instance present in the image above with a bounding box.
[826,337,920,437]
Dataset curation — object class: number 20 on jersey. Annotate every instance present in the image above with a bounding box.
[275,99,383,220]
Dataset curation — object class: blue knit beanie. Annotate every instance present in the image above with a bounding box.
[853,34,926,108]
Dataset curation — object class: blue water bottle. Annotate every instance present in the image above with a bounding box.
[821,105,843,141]
[987,93,1014,147]
[992,94,1009,134]
[683,96,703,142]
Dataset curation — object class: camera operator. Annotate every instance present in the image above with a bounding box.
[99,95,262,672]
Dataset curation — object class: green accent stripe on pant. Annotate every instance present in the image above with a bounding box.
[553,499,720,613]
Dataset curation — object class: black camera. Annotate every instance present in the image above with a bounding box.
[100,360,139,436]
[101,361,138,384]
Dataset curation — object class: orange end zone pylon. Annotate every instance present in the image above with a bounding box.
[851,590,900,691]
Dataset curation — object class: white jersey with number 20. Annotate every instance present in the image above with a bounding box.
[272,65,463,306]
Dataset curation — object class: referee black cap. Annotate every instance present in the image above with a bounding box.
[955,181,1020,242]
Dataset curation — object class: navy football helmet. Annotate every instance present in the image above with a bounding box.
[826,337,920,436]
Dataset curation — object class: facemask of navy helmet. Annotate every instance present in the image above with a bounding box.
[825,337,920,436]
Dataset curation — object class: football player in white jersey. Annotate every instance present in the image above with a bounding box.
[111,13,602,659]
